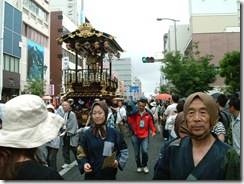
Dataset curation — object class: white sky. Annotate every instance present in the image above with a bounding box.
[84,0,190,98]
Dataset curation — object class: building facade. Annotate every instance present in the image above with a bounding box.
[163,0,240,93]
[112,57,136,100]
[50,0,84,26]
[50,10,82,101]
[1,0,51,102]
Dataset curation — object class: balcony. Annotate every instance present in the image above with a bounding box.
[62,68,118,98]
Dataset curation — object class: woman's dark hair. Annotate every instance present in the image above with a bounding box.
[0,147,40,179]
[91,101,108,138]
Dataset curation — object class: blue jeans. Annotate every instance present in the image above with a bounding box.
[131,135,149,168]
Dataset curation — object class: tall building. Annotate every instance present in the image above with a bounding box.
[112,58,139,100]
[49,0,85,106]
[0,0,86,102]
[112,58,134,99]
[21,0,51,97]
[133,77,142,99]
[50,0,84,25]
[49,10,82,101]
[1,0,51,101]
[164,24,192,54]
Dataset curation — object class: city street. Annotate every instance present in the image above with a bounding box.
[56,130,165,181]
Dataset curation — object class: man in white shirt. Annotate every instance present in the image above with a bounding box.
[227,96,240,156]
[111,101,127,138]
[163,94,179,140]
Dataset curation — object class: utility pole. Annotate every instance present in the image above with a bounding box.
[156,18,180,52]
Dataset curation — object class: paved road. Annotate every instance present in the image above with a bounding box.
[56,130,165,181]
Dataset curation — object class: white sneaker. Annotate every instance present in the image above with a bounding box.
[143,167,149,173]
[61,163,71,169]
[137,167,142,173]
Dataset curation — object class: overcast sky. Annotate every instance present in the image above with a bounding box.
[84,0,189,97]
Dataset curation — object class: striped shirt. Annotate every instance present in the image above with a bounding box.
[212,121,226,136]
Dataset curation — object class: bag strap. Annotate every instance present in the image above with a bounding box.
[67,110,71,120]
[118,108,123,119]
[221,110,231,125]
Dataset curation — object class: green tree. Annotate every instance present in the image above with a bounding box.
[22,76,45,97]
[159,84,170,94]
[161,45,217,97]
[219,51,240,95]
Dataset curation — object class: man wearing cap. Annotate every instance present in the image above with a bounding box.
[0,94,64,179]
[127,96,156,174]
[153,92,240,180]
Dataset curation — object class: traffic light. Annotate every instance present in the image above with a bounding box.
[142,57,154,63]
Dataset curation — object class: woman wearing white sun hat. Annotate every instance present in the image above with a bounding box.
[0,94,64,180]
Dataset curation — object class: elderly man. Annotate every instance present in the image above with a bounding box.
[61,101,79,169]
[153,92,240,180]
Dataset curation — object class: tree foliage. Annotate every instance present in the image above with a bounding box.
[22,76,45,97]
[160,46,218,97]
[219,51,240,95]
[160,84,170,94]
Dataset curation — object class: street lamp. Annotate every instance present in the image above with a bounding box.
[38,63,48,74]
[38,63,48,81]
[157,18,180,52]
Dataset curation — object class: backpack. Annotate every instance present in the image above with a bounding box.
[107,111,116,128]
[219,110,232,143]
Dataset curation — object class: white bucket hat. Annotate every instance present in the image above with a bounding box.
[0,94,64,148]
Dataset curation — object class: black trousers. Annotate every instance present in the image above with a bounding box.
[62,134,78,164]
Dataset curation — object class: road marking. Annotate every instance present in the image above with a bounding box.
[59,160,78,176]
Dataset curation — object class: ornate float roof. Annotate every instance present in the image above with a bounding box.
[57,22,124,58]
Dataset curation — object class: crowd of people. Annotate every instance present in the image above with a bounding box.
[0,91,240,180]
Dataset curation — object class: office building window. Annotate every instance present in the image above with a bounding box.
[23,0,49,23]
[10,58,15,72]
[4,55,10,71]
[15,57,19,73]
[3,54,19,73]
[22,23,48,47]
